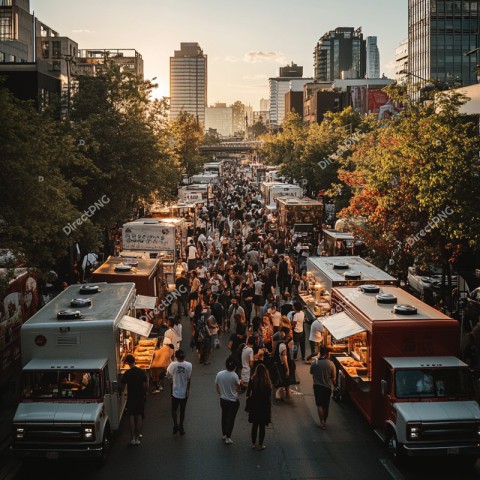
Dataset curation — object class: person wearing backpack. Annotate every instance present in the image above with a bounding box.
[273,328,293,401]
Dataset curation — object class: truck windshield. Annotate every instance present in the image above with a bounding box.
[22,371,101,399]
[395,368,474,399]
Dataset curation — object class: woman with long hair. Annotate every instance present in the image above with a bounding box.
[246,363,272,450]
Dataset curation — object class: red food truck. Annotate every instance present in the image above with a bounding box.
[323,284,480,462]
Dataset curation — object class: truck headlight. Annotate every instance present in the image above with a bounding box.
[407,423,422,440]
[82,425,95,441]
[476,422,480,437]
[15,427,25,440]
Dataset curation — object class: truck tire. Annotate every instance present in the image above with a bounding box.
[386,430,402,461]
[95,426,111,467]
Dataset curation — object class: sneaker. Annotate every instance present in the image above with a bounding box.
[179,426,185,435]
[258,444,266,450]
[138,434,143,439]
[222,435,227,442]
[173,426,179,434]
[251,444,257,449]
[152,389,161,394]
[225,437,234,445]
[129,439,136,445]
[135,438,141,445]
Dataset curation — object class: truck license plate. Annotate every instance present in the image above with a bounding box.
[447,448,459,455]
[46,451,59,460]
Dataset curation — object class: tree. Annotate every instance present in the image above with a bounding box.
[0,86,92,271]
[250,121,268,138]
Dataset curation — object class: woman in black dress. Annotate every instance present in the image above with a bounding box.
[246,363,272,450]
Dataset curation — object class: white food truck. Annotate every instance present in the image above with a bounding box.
[261,181,303,207]
[10,283,152,464]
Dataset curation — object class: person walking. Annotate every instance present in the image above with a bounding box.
[166,350,192,435]
[246,363,272,450]
[215,357,241,445]
[306,317,325,363]
[310,346,336,429]
[121,354,148,445]
[292,301,306,361]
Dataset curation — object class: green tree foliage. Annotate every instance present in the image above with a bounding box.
[70,63,180,228]
[169,111,207,178]
[339,86,480,286]
[0,87,91,270]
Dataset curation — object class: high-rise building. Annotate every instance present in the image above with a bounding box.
[395,39,409,83]
[366,36,380,78]
[408,0,479,86]
[259,98,270,111]
[313,27,366,81]
[269,64,312,128]
[169,42,207,125]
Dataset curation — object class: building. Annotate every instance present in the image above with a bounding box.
[205,103,233,137]
[395,39,409,83]
[76,49,144,78]
[169,42,207,125]
[366,36,380,78]
[259,98,270,111]
[0,0,34,62]
[314,27,366,82]
[269,64,312,128]
[408,0,479,87]
[285,90,304,118]
[253,110,269,125]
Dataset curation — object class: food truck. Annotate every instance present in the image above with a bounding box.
[276,196,324,242]
[323,285,480,461]
[189,173,218,185]
[149,202,197,233]
[261,182,303,207]
[10,283,155,464]
[322,229,356,256]
[91,256,164,300]
[122,218,187,287]
[203,162,221,175]
[178,184,212,204]
[299,256,397,321]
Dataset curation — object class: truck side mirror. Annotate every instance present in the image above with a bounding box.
[112,381,119,393]
[380,379,388,395]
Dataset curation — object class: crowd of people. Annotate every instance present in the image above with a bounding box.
[122,160,336,448]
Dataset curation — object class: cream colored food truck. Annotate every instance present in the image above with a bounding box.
[10,283,153,465]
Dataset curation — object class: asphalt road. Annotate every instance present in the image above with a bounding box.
[6,321,480,480]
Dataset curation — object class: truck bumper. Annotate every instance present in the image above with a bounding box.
[402,442,480,457]
[10,444,103,459]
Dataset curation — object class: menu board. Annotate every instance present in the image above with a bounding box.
[123,225,175,251]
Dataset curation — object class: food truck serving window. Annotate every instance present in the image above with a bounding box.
[322,312,366,340]
[395,369,474,399]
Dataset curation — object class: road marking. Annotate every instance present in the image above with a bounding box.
[380,458,406,480]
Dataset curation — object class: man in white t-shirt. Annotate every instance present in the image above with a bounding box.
[306,317,324,363]
[164,318,180,351]
[186,240,197,272]
[292,301,306,361]
[267,304,282,332]
[166,350,192,435]
[215,357,241,445]
[240,337,255,388]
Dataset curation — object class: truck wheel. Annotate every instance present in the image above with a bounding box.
[386,430,402,460]
[95,427,111,467]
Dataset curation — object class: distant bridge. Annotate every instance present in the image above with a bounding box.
[200,141,263,154]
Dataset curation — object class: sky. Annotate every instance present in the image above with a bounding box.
[30,0,408,110]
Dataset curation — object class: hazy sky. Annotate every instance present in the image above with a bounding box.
[31,0,407,110]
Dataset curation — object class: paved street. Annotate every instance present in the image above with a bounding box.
[5,319,480,480]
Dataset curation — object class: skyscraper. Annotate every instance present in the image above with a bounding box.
[169,42,207,125]
[313,27,366,81]
[366,36,380,78]
[408,0,479,86]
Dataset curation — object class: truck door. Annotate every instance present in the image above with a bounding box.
[379,362,395,429]
[103,365,123,431]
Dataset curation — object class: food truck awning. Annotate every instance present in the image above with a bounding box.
[119,315,153,337]
[134,295,157,310]
[322,312,366,340]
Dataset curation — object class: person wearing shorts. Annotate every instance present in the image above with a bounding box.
[310,346,336,430]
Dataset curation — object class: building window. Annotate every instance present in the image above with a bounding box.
[52,60,61,71]
[0,0,13,6]
[52,41,61,58]
[0,11,12,41]
[41,41,49,59]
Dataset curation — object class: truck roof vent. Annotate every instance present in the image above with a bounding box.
[79,285,100,295]
[376,293,398,304]
[70,298,92,308]
[57,309,82,320]
[115,264,132,272]
[360,284,380,294]
[394,304,418,315]
[333,263,349,270]
[143,220,158,224]
[344,271,361,280]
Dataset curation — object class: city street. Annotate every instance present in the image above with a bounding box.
[6,321,480,480]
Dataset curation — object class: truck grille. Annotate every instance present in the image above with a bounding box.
[21,425,82,442]
[420,422,478,442]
